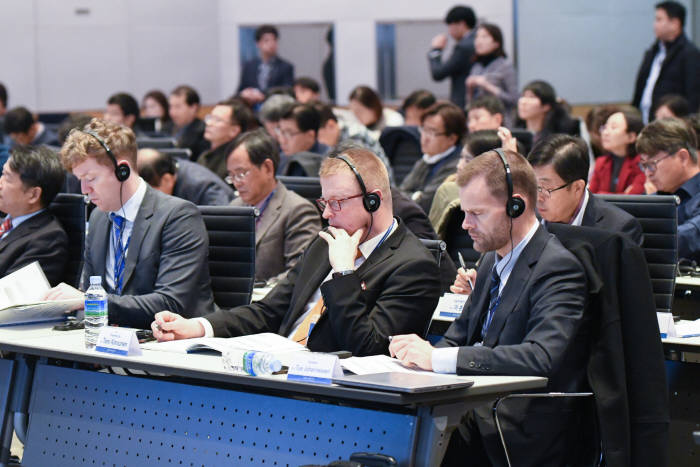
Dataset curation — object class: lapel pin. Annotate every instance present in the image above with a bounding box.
[360,281,367,290]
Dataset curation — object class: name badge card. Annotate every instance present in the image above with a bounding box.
[95,328,142,356]
[657,312,677,338]
[287,353,343,384]
[432,293,469,321]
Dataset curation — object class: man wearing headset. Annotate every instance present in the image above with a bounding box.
[390,149,589,466]
[151,147,441,357]
[45,119,215,330]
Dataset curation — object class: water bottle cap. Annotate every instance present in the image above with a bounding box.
[270,359,282,373]
[89,276,102,285]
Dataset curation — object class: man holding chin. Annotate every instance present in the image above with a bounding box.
[152,148,440,356]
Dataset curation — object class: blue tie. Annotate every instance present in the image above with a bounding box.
[480,266,501,341]
[110,213,130,295]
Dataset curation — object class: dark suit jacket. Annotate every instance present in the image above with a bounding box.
[205,220,441,356]
[173,118,210,161]
[0,210,68,286]
[82,186,215,329]
[174,159,235,206]
[428,31,475,109]
[633,34,700,114]
[400,145,461,214]
[196,140,236,181]
[438,225,589,466]
[589,154,645,195]
[237,56,294,93]
[582,193,643,245]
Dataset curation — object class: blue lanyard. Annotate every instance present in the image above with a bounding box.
[369,219,395,256]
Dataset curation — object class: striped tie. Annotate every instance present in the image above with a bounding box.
[480,266,501,341]
[0,217,12,236]
[110,213,129,295]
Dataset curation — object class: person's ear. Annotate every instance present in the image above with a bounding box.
[26,186,42,205]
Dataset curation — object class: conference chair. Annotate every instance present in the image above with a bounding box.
[159,148,192,160]
[198,206,256,308]
[277,176,322,205]
[48,193,87,288]
[598,194,679,314]
[136,136,177,149]
[280,151,323,177]
[379,126,422,186]
[419,239,445,267]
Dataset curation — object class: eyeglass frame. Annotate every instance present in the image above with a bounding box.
[638,151,676,173]
[418,126,447,138]
[224,169,251,185]
[536,181,572,199]
[204,114,231,126]
[315,193,364,212]
[275,127,304,139]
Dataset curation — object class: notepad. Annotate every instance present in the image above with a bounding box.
[141,332,308,355]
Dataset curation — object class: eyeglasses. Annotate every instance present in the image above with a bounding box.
[419,127,447,137]
[225,170,251,185]
[639,152,675,173]
[315,193,364,212]
[275,127,303,139]
[536,181,571,199]
[204,114,229,126]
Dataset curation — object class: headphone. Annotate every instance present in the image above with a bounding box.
[333,155,381,213]
[493,148,525,218]
[79,129,131,182]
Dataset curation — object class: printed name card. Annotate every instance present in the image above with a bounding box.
[432,293,469,321]
[95,328,142,356]
[287,353,343,384]
[657,312,676,338]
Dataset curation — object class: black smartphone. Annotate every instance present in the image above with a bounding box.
[135,329,156,343]
[53,320,85,331]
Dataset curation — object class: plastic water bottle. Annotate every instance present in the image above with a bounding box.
[223,350,282,376]
[84,276,108,349]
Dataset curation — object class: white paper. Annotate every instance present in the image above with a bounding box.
[341,354,433,376]
[657,312,676,338]
[141,332,308,356]
[673,318,700,338]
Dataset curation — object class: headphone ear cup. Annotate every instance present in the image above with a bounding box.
[115,163,131,182]
[506,197,525,218]
[363,193,381,213]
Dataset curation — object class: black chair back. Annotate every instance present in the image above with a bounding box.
[419,239,445,267]
[277,176,322,205]
[598,194,679,314]
[198,206,256,309]
[136,137,177,149]
[48,194,87,288]
[160,148,192,160]
[442,205,480,269]
[379,126,422,186]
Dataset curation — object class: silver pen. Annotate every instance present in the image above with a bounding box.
[457,252,475,291]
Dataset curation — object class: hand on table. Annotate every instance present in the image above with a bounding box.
[151,311,205,342]
[389,334,435,371]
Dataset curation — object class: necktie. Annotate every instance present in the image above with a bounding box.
[110,213,129,295]
[0,217,12,236]
[480,266,501,341]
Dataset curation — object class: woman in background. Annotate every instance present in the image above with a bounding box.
[141,90,173,134]
[516,80,579,144]
[348,85,403,140]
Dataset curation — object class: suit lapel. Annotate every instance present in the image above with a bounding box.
[254,185,284,247]
[581,193,602,227]
[120,187,155,289]
[465,253,495,344]
[90,210,110,283]
[0,211,47,253]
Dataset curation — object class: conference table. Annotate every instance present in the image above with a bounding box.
[0,324,546,467]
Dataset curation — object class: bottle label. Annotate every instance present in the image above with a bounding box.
[243,351,257,376]
[84,299,107,317]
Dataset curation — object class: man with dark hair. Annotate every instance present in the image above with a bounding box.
[633,1,700,123]
[400,101,466,213]
[293,77,321,103]
[104,92,140,129]
[196,98,253,180]
[637,117,700,261]
[4,106,59,148]
[467,95,505,133]
[402,89,437,126]
[277,103,330,175]
[169,85,209,160]
[137,148,234,206]
[238,24,295,106]
[258,94,295,145]
[528,134,643,244]
[428,5,477,109]
[0,145,68,285]
[227,129,321,284]
[390,149,589,466]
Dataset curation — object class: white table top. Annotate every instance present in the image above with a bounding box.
[675,275,700,287]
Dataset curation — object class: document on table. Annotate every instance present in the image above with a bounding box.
[340,354,434,375]
[142,332,308,355]
[674,318,700,338]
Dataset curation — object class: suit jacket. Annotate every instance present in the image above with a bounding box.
[174,159,235,206]
[196,140,236,181]
[438,225,590,466]
[237,56,294,93]
[205,220,441,356]
[589,154,645,195]
[428,30,475,109]
[632,34,700,114]
[173,118,210,160]
[230,182,321,284]
[0,210,68,286]
[582,193,643,245]
[400,145,461,214]
[82,186,215,329]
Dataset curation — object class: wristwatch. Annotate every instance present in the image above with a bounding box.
[332,270,354,279]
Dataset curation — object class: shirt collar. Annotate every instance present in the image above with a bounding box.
[358,218,397,259]
[422,145,456,165]
[675,172,700,200]
[10,208,45,229]
[109,178,147,222]
[570,188,590,226]
[493,218,539,286]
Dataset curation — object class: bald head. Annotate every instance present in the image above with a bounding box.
[137,148,177,195]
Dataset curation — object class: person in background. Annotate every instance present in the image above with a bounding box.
[348,85,404,139]
[104,92,140,131]
[585,104,619,158]
[4,106,59,148]
[277,103,329,175]
[141,90,173,134]
[169,85,210,160]
[589,109,645,194]
[467,95,506,134]
[654,94,690,120]
[293,77,321,103]
[258,94,296,147]
[516,80,579,144]
[401,90,437,127]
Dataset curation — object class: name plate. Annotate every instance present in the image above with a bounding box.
[287,353,343,384]
[657,312,676,338]
[95,327,142,356]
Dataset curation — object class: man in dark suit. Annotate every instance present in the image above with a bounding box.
[4,107,59,148]
[390,149,589,466]
[528,134,643,244]
[46,119,215,330]
[277,103,330,176]
[237,25,294,107]
[137,148,235,206]
[632,1,700,122]
[103,92,140,132]
[152,147,441,356]
[428,5,476,109]
[0,145,67,285]
[169,85,210,160]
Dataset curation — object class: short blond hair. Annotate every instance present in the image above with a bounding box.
[320,147,391,201]
[60,118,137,171]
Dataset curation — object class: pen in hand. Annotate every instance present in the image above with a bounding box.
[457,252,475,292]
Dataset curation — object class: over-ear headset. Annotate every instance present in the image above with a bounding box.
[333,154,381,213]
[493,148,525,218]
[79,129,131,182]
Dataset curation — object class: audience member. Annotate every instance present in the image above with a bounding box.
[589,109,645,194]
[196,98,253,180]
[46,119,215,329]
[141,90,173,134]
[528,134,643,244]
[633,1,700,123]
[152,147,441,356]
[104,92,140,131]
[654,93,691,120]
[466,95,505,133]
[169,85,209,160]
[228,129,321,284]
[390,149,589,467]
[137,148,235,206]
[401,90,437,126]
[293,77,321,103]
[0,145,68,285]
[517,80,580,144]
[637,117,700,262]
[465,23,518,127]
[428,5,476,109]
[4,107,59,148]
[400,101,465,213]
[57,113,94,194]
[238,24,294,106]
[278,103,329,175]
[585,104,619,158]
[258,94,296,146]
[348,85,404,139]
